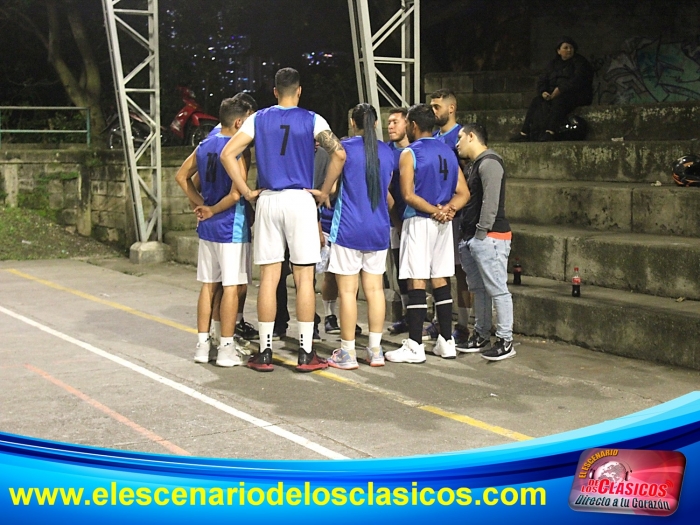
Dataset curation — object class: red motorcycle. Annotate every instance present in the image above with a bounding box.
[169,86,219,146]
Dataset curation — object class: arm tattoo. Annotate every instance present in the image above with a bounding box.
[316,130,344,155]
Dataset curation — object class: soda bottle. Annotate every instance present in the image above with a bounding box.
[513,258,522,285]
[571,267,581,297]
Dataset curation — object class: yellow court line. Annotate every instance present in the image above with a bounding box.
[5,268,533,442]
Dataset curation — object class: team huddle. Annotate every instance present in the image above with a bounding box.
[175,67,516,374]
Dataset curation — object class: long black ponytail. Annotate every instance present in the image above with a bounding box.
[351,103,381,210]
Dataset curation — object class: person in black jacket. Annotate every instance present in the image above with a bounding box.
[512,36,593,142]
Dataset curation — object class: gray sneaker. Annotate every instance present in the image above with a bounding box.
[457,332,490,353]
[365,346,385,367]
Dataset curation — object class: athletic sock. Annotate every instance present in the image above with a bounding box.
[258,322,274,350]
[220,336,233,347]
[458,307,469,327]
[368,332,382,349]
[340,339,356,357]
[323,300,336,317]
[433,285,453,339]
[298,322,314,353]
[407,289,428,344]
[198,333,210,345]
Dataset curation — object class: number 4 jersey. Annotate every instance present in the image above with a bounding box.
[195,133,251,244]
[239,105,331,191]
[403,137,459,220]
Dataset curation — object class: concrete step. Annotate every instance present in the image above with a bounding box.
[510,224,700,300]
[496,140,698,183]
[511,276,700,370]
[458,101,700,142]
[424,70,538,110]
[507,180,700,237]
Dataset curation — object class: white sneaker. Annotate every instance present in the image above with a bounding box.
[234,334,252,355]
[215,342,243,367]
[432,335,456,359]
[385,339,426,364]
[194,340,210,363]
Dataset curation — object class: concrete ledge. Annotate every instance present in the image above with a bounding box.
[457,101,700,142]
[498,140,698,183]
[512,276,700,370]
[508,180,700,236]
[129,241,170,265]
[511,224,700,300]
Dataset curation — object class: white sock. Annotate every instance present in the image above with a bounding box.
[400,294,409,310]
[298,322,314,352]
[198,333,210,345]
[458,307,469,327]
[259,321,275,350]
[368,332,382,349]
[467,307,473,321]
[323,300,336,317]
[220,336,233,347]
[341,339,355,352]
[236,313,243,324]
[211,321,221,338]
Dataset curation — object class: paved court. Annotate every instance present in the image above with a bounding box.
[1,258,699,461]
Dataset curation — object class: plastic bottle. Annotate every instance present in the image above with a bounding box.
[571,267,581,297]
[513,258,522,285]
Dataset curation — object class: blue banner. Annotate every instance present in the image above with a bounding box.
[2,392,699,523]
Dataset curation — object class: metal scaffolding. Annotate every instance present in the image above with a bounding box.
[348,0,421,136]
[102,0,162,243]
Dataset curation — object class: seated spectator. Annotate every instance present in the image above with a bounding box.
[511,36,593,142]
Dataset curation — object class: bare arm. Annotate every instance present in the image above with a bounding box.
[175,150,203,207]
[312,130,347,206]
[220,131,262,202]
[399,149,440,216]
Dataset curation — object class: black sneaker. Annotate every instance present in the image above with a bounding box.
[313,323,322,342]
[324,315,340,334]
[481,338,516,361]
[247,348,274,372]
[296,348,328,372]
[236,319,259,340]
[355,324,362,336]
[457,332,490,353]
[272,325,287,341]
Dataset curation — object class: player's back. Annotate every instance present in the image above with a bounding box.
[404,138,459,219]
[253,106,315,191]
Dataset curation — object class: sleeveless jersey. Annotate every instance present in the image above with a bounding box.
[433,123,462,160]
[253,106,316,190]
[329,137,393,251]
[403,137,459,220]
[195,133,250,243]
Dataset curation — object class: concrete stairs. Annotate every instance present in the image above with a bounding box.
[429,70,700,369]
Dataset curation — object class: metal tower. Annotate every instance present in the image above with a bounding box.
[348,0,421,134]
[102,0,162,243]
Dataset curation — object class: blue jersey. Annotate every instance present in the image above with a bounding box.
[433,123,462,160]
[320,199,335,235]
[403,138,459,220]
[387,141,407,220]
[330,137,393,251]
[195,134,251,243]
[253,106,316,190]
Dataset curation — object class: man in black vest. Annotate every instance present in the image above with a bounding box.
[456,123,516,361]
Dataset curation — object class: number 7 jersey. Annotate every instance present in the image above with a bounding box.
[403,137,459,219]
[241,105,329,191]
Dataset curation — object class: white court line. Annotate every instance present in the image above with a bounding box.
[0,305,348,460]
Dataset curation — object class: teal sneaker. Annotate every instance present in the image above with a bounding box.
[327,348,359,370]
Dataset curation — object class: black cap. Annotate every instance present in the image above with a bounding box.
[556,36,578,53]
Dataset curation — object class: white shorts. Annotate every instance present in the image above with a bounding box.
[328,244,388,275]
[390,226,400,250]
[399,216,455,280]
[254,189,321,266]
[197,240,252,286]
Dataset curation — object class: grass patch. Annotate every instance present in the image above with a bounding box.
[0,206,123,261]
